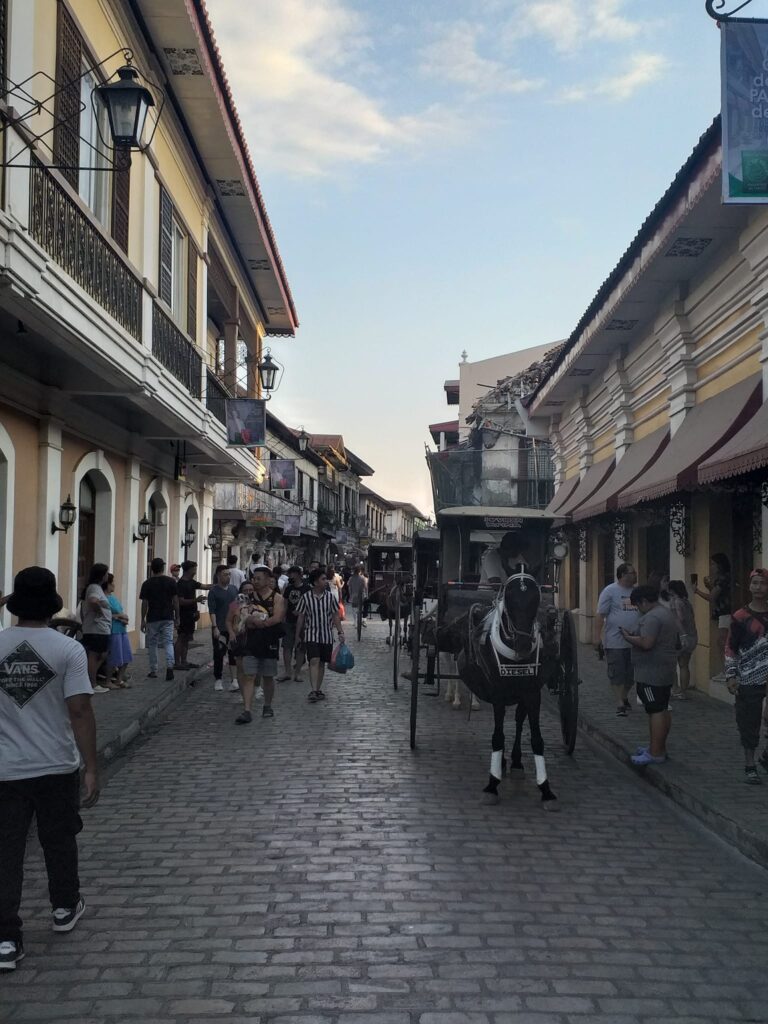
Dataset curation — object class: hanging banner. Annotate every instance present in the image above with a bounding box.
[225,399,266,447]
[722,21,768,203]
[283,514,301,536]
[269,459,296,490]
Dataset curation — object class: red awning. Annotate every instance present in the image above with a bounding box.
[619,374,762,508]
[572,427,669,522]
[544,474,580,516]
[699,397,768,483]
[552,458,615,519]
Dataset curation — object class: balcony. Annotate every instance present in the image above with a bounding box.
[215,482,311,533]
[152,303,202,398]
[29,160,142,340]
[427,446,554,512]
[206,369,230,425]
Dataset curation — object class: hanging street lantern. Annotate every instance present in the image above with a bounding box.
[133,515,152,543]
[297,426,309,454]
[96,64,155,149]
[257,350,279,395]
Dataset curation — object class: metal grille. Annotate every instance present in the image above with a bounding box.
[29,161,142,339]
[53,3,82,190]
[205,368,229,424]
[152,302,202,397]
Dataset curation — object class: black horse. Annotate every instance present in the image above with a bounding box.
[457,568,558,809]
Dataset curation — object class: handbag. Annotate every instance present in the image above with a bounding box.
[338,601,346,622]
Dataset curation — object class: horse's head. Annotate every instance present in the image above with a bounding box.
[496,569,540,657]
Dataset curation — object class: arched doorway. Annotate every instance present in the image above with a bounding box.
[77,475,97,598]
[70,454,116,607]
[146,491,169,577]
[183,504,199,564]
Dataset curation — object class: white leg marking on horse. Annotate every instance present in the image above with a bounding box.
[491,750,503,781]
[534,754,547,785]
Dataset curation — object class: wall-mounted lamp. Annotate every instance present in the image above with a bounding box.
[182,524,197,552]
[204,531,218,550]
[51,495,77,535]
[133,515,152,543]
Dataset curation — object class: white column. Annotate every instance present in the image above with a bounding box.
[36,418,63,569]
[658,300,696,436]
[123,458,141,624]
[603,350,633,460]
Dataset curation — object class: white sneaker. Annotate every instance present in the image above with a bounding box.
[214,680,224,692]
[92,685,110,694]
[229,680,239,693]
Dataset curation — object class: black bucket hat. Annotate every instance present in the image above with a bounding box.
[6,566,64,620]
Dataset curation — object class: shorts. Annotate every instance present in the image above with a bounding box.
[82,633,110,655]
[605,648,634,689]
[107,633,133,669]
[637,683,672,715]
[718,615,732,629]
[304,642,333,664]
[177,616,197,638]
[241,656,278,677]
[734,685,767,751]
[283,621,297,652]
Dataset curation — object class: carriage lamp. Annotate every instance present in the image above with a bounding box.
[552,540,568,561]
[132,515,152,543]
[297,427,309,454]
[204,531,218,550]
[96,63,155,148]
[182,524,197,551]
[51,495,77,535]
[257,350,280,397]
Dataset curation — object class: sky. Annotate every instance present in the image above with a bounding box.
[205,0,725,516]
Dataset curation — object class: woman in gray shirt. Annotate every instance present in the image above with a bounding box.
[80,563,112,691]
[668,579,698,700]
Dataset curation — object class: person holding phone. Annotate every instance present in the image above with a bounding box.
[724,569,768,785]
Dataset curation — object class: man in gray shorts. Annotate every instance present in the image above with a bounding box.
[235,566,285,723]
[594,563,639,716]
[277,566,308,683]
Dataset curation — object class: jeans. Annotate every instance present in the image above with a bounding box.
[0,770,82,944]
[146,620,175,673]
[213,631,235,680]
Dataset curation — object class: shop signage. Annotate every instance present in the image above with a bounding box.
[722,20,768,203]
[225,399,266,447]
[284,514,301,536]
[483,516,523,529]
[269,459,296,490]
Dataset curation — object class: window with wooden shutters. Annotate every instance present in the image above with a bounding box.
[187,246,198,341]
[53,3,83,189]
[111,145,131,254]
[159,186,173,307]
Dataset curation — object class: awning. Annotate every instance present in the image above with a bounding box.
[619,374,762,508]
[699,398,768,483]
[573,427,670,522]
[544,475,580,516]
[554,458,616,519]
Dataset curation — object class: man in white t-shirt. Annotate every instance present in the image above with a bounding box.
[227,555,246,592]
[594,562,640,717]
[0,568,99,972]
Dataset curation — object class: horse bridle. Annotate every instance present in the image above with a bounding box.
[488,570,542,664]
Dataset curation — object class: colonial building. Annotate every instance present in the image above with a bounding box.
[0,0,297,638]
[530,117,768,700]
[385,502,430,544]
[359,485,391,543]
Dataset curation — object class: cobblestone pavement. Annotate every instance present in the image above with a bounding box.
[572,643,768,865]
[2,623,768,1024]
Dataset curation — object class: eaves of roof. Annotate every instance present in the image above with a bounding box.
[345,448,375,478]
[528,117,721,408]
[265,410,324,467]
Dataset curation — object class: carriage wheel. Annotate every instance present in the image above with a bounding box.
[392,589,401,690]
[410,604,421,749]
[559,610,580,755]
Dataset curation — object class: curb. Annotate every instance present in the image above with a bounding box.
[97,667,206,766]
[566,698,768,869]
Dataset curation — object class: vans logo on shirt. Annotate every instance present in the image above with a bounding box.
[0,641,56,707]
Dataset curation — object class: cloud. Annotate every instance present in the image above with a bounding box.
[203,0,467,177]
[420,21,545,95]
[504,0,642,54]
[558,52,669,103]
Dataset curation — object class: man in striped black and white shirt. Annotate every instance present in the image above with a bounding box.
[296,568,344,703]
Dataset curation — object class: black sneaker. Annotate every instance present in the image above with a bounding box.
[744,766,762,785]
[615,706,628,717]
[308,691,319,703]
[235,710,252,725]
[52,897,86,932]
[316,690,326,701]
[623,700,632,713]
[165,668,174,682]
[147,671,157,679]
[262,705,274,718]
[0,940,23,970]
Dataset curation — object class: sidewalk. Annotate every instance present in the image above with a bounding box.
[90,638,211,765]
[562,641,768,868]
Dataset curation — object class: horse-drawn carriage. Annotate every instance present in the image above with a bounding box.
[407,447,580,807]
[365,541,413,665]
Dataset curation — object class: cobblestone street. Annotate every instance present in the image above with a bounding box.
[2,623,768,1024]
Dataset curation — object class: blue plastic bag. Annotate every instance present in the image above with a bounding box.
[329,642,355,673]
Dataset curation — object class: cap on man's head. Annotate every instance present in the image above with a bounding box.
[288,565,303,576]
[750,568,768,580]
[7,566,63,620]
[181,560,197,572]
[150,557,166,573]
[251,564,270,573]
[169,563,181,573]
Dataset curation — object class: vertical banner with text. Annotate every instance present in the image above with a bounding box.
[722,21,768,203]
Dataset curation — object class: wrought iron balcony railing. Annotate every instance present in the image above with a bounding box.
[206,369,230,425]
[427,445,554,512]
[152,302,202,398]
[29,161,142,340]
